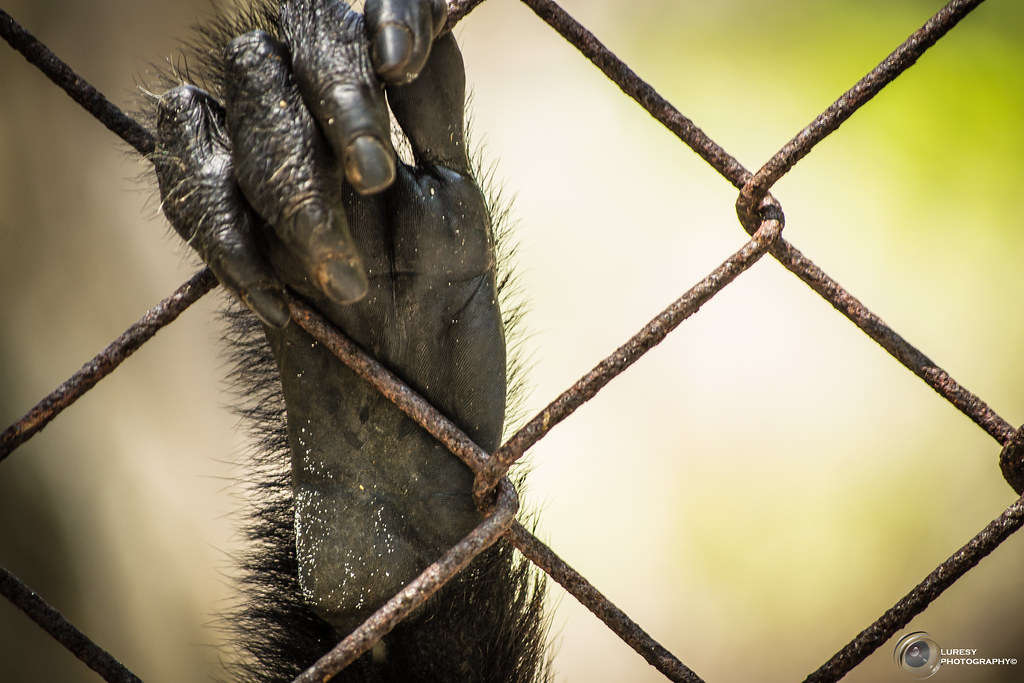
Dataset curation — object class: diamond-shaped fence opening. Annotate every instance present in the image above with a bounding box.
[2,0,1024,681]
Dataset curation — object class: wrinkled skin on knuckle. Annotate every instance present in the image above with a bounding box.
[224,33,330,222]
[154,86,225,240]
[282,1,399,196]
[283,3,374,96]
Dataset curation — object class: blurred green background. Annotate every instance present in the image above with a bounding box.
[1,0,1023,681]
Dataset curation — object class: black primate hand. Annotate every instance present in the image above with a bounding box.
[153,0,512,651]
[150,1,546,676]
[154,0,481,327]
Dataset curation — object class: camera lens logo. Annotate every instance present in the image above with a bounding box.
[894,632,941,679]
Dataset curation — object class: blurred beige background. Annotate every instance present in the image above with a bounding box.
[2,0,1023,681]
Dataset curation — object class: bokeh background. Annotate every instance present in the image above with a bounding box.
[2,0,1023,681]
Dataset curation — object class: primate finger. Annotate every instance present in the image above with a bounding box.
[224,30,369,304]
[154,85,290,327]
[364,0,447,84]
[280,0,396,195]
[387,33,470,173]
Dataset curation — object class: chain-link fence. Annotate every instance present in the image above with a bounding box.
[2,0,1024,680]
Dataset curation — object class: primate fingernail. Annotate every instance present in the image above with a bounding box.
[320,257,369,304]
[344,136,395,194]
[242,285,291,328]
[373,23,414,79]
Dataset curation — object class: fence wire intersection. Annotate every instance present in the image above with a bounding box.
[1,0,1021,681]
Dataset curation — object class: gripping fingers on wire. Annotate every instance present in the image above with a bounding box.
[155,0,454,325]
[153,85,291,328]
[224,28,370,306]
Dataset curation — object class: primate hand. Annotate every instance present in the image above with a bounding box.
[154,0,486,328]
[153,0,506,636]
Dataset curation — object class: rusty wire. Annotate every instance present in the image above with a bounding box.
[736,0,987,226]
[1,0,1021,682]
[473,215,784,500]
[0,268,218,463]
[445,0,487,31]
[506,522,703,683]
[999,426,1024,495]
[767,238,1016,445]
[519,0,751,190]
[0,8,154,156]
[0,565,141,683]
[805,492,1024,682]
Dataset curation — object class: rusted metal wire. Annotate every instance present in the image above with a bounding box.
[519,0,749,190]
[0,565,142,683]
[293,478,520,683]
[736,0,987,228]
[804,492,1024,682]
[768,239,1015,445]
[445,0,487,31]
[474,213,785,500]
[507,522,703,683]
[0,268,218,463]
[999,425,1024,494]
[0,8,154,157]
